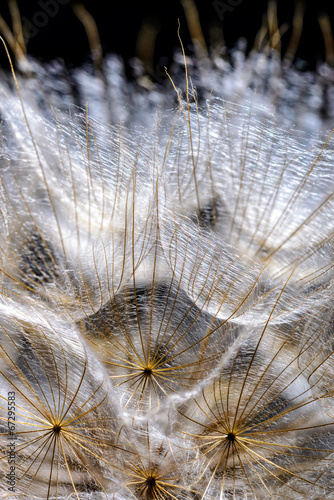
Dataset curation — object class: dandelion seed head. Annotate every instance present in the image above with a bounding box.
[0,2,334,498]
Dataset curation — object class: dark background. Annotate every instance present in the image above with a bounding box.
[0,0,333,74]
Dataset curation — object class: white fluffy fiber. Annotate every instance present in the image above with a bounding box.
[0,32,334,500]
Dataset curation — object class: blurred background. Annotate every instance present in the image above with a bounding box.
[0,0,333,75]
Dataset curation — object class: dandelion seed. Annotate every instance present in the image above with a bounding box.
[119,422,195,499]
[175,301,334,499]
[80,226,236,417]
[0,298,129,498]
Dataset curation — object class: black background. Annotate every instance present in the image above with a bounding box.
[0,0,333,73]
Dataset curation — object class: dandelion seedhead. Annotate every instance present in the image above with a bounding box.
[0,1,334,499]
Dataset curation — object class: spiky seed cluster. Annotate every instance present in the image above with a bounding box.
[0,5,334,499]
